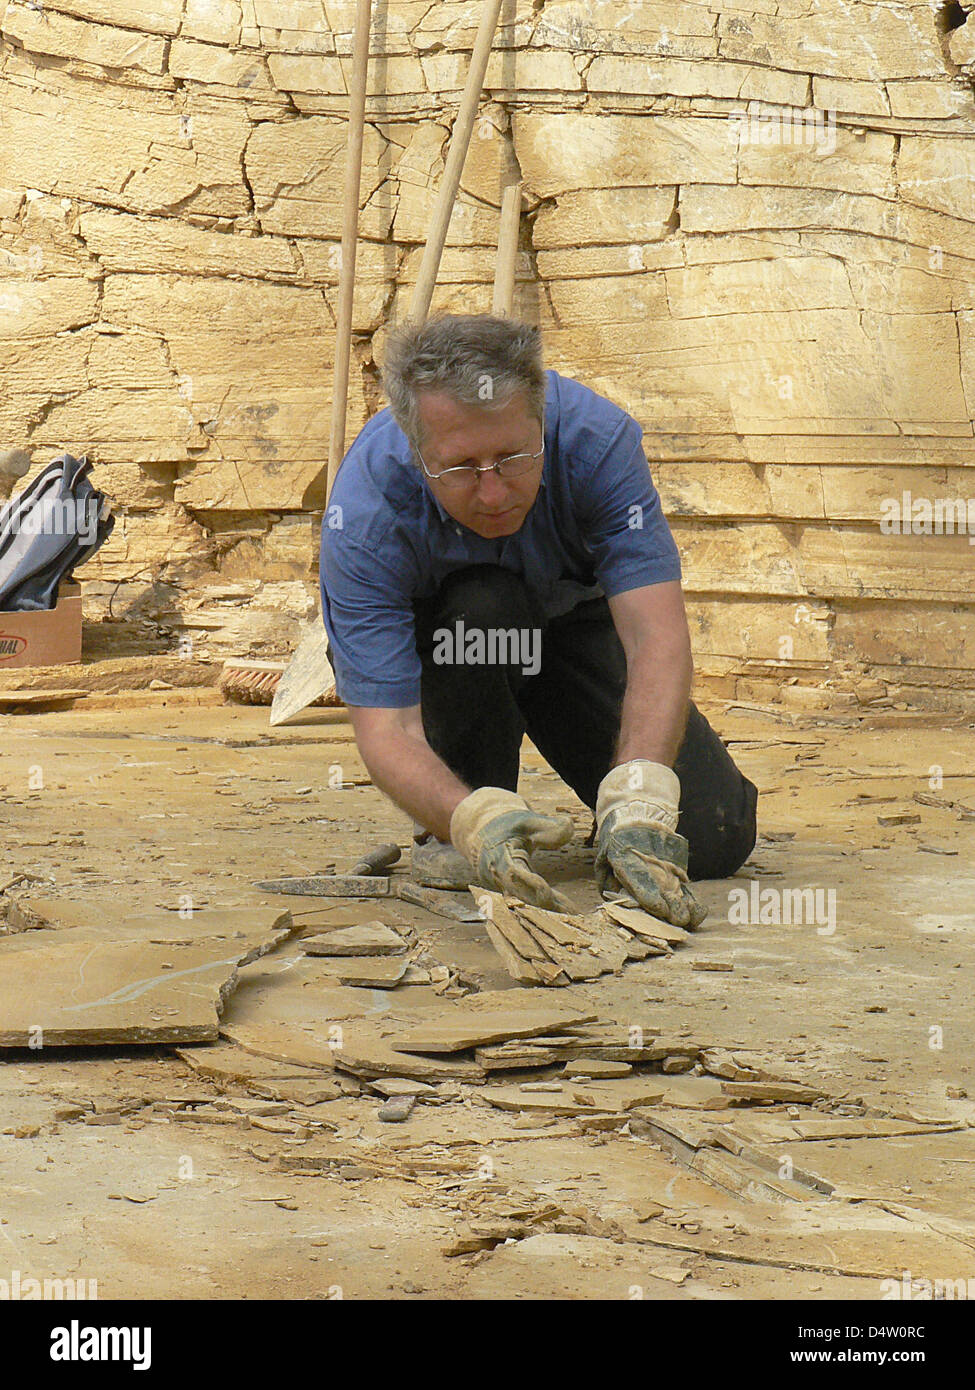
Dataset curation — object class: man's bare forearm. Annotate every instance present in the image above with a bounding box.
[351,715,470,842]
[614,643,692,768]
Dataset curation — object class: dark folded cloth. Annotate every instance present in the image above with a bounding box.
[0,453,114,612]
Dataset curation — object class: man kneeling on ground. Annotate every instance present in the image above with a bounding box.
[319,314,757,928]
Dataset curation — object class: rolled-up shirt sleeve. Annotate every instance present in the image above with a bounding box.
[319,531,421,708]
[576,414,682,595]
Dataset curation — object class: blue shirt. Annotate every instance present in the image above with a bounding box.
[319,369,681,707]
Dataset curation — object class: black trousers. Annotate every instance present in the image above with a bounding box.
[413,565,757,881]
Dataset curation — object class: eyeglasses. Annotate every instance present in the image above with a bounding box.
[415,422,545,490]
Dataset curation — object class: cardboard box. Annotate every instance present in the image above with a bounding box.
[0,581,82,669]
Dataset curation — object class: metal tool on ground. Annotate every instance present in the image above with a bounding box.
[256,873,387,898]
[253,871,485,924]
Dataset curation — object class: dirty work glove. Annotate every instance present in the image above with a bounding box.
[594,760,707,929]
[450,787,574,913]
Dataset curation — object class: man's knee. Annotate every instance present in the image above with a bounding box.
[428,565,538,637]
[686,775,758,880]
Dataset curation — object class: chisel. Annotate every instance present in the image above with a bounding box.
[253,871,485,923]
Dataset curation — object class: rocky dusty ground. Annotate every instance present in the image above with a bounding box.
[1,694,974,1301]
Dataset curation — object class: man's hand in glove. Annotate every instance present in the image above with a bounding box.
[594,760,707,928]
[450,787,574,912]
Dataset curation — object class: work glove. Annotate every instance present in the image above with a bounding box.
[594,760,707,929]
[450,787,574,913]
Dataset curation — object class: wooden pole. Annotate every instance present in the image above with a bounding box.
[326,0,372,501]
[408,0,504,322]
[492,180,522,316]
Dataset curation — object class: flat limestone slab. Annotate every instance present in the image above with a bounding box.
[218,955,379,1069]
[331,1021,486,1083]
[476,1040,582,1070]
[562,1058,634,1079]
[5,899,293,945]
[481,1077,666,1116]
[368,1078,437,1098]
[0,908,293,1047]
[389,991,599,1055]
[175,1041,327,1084]
[720,1080,826,1104]
[312,956,408,988]
[601,902,690,946]
[630,1075,732,1110]
[218,1022,343,1071]
[302,923,405,957]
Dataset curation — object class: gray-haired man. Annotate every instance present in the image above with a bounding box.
[320,314,757,927]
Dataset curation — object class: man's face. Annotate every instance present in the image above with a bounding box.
[414,389,544,539]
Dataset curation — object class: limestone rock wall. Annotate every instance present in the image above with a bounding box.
[0,0,973,705]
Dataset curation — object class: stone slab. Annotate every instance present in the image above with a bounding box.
[302,923,405,956]
[481,1077,667,1116]
[0,907,293,1047]
[174,1040,328,1083]
[562,1058,634,1079]
[390,996,599,1055]
[331,1021,486,1083]
[310,956,409,988]
[217,954,380,1069]
[601,903,690,945]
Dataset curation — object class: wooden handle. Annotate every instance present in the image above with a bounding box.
[326,0,373,501]
[492,181,522,316]
[351,843,402,876]
[409,0,504,322]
